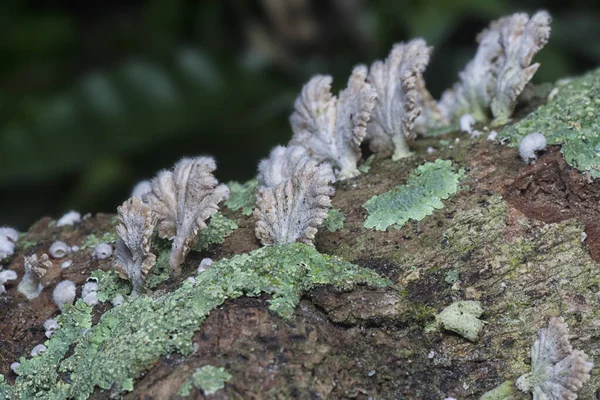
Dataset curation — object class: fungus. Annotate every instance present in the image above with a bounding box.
[0,270,17,294]
[519,132,547,163]
[257,145,310,188]
[92,243,113,260]
[61,260,73,269]
[459,114,476,134]
[516,317,593,399]
[290,65,376,179]
[10,362,20,374]
[487,130,499,141]
[366,39,430,160]
[53,280,76,311]
[49,241,70,259]
[114,197,158,296]
[197,258,213,274]
[491,11,551,124]
[0,227,18,260]
[111,294,125,306]
[18,254,53,299]
[82,281,99,306]
[254,158,334,246]
[30,344,47,357]
[147,157,229,274]
[44,318,59,338]
[131,180,152,200]
[56,211,81,227]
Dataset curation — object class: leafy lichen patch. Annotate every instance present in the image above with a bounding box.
[324,208,345,232]
[1,243,390,399]
[194,212,238,251]
[363,159,465,231]
[178,365,231,396]
[500,68,600,177]
[224,179,257,216]
[81,232,118,249]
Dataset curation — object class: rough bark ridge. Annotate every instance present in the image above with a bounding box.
[1,70,600,399]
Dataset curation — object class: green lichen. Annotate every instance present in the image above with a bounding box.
[147,246,170,289]
[224,179,257,216]
[363,159,465,231]
[500,68,600,177]
[430,300,484,342]
[444,270,459,285]
[91,269,131,302]
[324,208,345,232]
[194,213,238,251]
[3,243,389,399]
[81,232,118,249]
[479,381,517,399]
[178,366,232,397]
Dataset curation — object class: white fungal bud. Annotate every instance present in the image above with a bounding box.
[519,132,547,163]
[487,130,498,141]
[459,114,475,134]
[82,281,98,298]
[83,291,98,306]
[44,318,59,338]
[53,280,76,311]
[111,294,125,307]
[56,211,81,227]
[30,344,47,357]
[197,258,213,274]
[0,270,17,295]
[10,362,20,374]
[0,227,19,260]
[49,241,70,259]
[92,243,113,260]
[61,260,73,269]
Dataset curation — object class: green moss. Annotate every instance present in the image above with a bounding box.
[324,208,345,232]
[194,213,238,251]
[363,159,465,231]
[178,366,232,397]
[81,232,118,249]
[3,243,390,399]
[479,381,517,399]
[91,269,131,302]
[500,68,600,177]
[224,179,257,216]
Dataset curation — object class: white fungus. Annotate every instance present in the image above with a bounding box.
[49,241,70,259]
[44,318,59,338]
[111,294,125,307]
[197,258,213,274]
[30,344,47,357]
[131,180,152,200]
[0,270,17,294]
[10,362,20,374]
[71,245,79,252]
[426,146,436,154]
[519,132,547,163]
[56,211,81,227]
[92,243,113,260]
[581,232,587,242]
[487,130,498,141]
[0,226,19,259]
[83,291,98,306]
[459,114,475,134]
[53,280,76,311]
[61,260,73,269]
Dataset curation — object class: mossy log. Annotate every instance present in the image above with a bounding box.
[1,71,600,399]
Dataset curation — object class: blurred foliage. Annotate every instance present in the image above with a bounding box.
[1,0,599,229]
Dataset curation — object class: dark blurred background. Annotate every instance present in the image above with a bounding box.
[1,0,599,230]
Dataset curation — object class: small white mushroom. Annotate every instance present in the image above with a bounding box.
[0,270,17,295]
[83,291,98,306]
[30,344,47,357]
[92,243,113,260]
[53,280,76,311]
[519,132,547,163]
[61,260,73,269]
[71,245,79,252]
[459,114,475,134]
[10,362,20,374]
[111,294,125,307]
[487,130,498,141]
[49,241,69,259]
[56,211,81,227]
[82,281,99,306]
[197,258,213,274]
[44,318,59,338]
[0,227,19,260]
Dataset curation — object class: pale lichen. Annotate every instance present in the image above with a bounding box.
[363,159,464,231]
[178,365,232,397]
[224,179,258,216]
